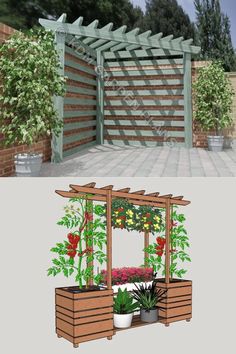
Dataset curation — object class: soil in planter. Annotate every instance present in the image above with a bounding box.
[64,285,106,294]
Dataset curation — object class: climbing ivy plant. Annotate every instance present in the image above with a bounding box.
[144,206,191,278]
[0,28,65,147]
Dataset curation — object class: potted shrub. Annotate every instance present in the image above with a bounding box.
[193,61,234,152]
[114,288,139,328]
[48,197,114,347]
[132,282,167,323]
[0,28,65,176]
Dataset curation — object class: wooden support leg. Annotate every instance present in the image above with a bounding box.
[186,318,191,322]
[165,323,170,327]
[57,334,62,338]
[73,344,79,348]
[107,336,113,340]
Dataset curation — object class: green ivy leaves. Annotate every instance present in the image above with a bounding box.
[0,28,66,147]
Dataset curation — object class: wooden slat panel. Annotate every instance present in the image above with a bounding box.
[56,295,74,311]
[76,307,113,318]
[159,313,192,324]
[66,85,97,96]
[65,59,95,76]
[56,318,74,336]
[63,138,96,156]
[105,129,185,138]
[156,280,192,288]
[105,110,184,116]
[105,59,183,67]
[104,49,183,59]
[64,120,96,131]
[105,125,184,132]
[105,99,184,106]
[105,120,184,127]
[64,97,97,105]
[56,311,113,325]
[63,130,96,145]
[107,69,184,77]
[105,135,185,142]
[158,294,192,304]
[105,79,183,87]
[166,286,192,297]
[159,305,192,318]
[105,116,184,121]
[74,319,113,337]
[74,297,113,311]
[66,72,97,86]
[64,110,96,118]
[157,300,192,308]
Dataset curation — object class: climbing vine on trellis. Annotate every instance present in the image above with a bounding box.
[144,206,191,278]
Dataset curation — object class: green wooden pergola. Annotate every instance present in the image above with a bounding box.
[39,14,201,162]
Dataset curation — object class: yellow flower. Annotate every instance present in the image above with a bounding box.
[114,211,119,215]
[116,219,122,224]
[154,215,160,222]
[143,217,147,221]
[127,219,134,225]
[154,224,160,230]
[126,209,134,217]
[144,223,149,229]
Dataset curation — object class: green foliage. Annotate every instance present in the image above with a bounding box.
[48,197,107,288]
[144,206,191,278]
[132,282,167,311]
[0,28,65,147]
[193,61,234,134]
[194,0,236,72]
[145,0,196,40]
[114,288,139,314]
[0,0,144,31]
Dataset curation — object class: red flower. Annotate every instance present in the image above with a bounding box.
[66,244,77,258]
[117,207,124,212]
[146,213,151,218]
[120,215,126,220]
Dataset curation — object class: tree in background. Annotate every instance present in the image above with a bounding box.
[0,0,144,31]
[194,0,236,71]
[144,0,196,40]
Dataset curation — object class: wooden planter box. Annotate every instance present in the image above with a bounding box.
[156,279,192,326]
[55,287,114,347]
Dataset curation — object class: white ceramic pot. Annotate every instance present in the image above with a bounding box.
[14,153,43,177]
[114,313,133,328]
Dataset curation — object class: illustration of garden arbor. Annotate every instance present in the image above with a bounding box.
[49,183,192,348]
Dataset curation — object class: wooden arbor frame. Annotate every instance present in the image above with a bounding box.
[39,15,201,162]
[56,182,191,287]
[55,182,192,346]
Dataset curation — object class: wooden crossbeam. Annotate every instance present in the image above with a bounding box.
[146,192,160,197]
[172,196,184,200]
[57,13,67,23]
[73,17,84,25]
[83,23,113,45]
[94,26,128,52]
[126,30,151,51]
[55,190,106,202]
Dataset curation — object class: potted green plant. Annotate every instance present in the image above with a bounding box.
[0,28,65,176]
[132,282,167,323]
[193,61,234,152]
[114,288,139,328]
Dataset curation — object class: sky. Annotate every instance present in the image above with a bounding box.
[131,0,236,47]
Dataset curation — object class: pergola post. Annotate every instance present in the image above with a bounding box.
[144,231,149,267]
[52,30,65,163]
[183,52,193,148]
[165,199,171,283]
[96,51,104,145]
[86,200,94,286]
[106,189,112,289]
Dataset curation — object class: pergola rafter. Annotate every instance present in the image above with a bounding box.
[39,14,201,162]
